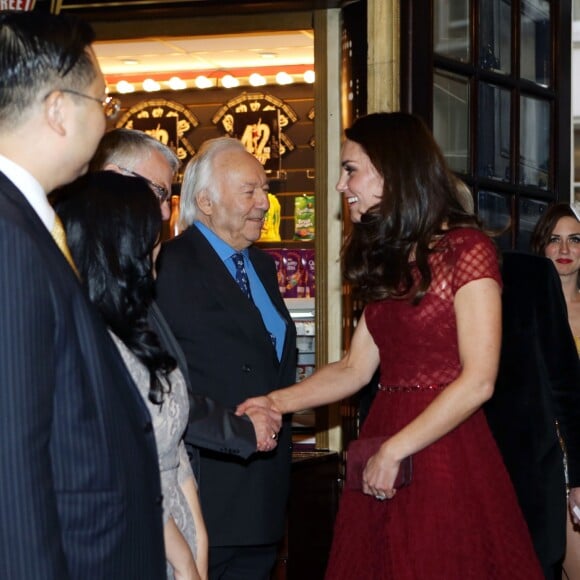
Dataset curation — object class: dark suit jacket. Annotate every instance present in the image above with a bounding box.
[0,173,166,579]
[156,225,297,547]
[485,251,580,572]
[149,301,257,481]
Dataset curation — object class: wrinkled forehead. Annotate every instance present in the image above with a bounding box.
[216,149,267,186]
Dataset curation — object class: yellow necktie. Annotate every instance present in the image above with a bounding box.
[51,215,80,277]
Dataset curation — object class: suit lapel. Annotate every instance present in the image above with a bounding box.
[0,173,155,433]
[248,246,296,370]
[0,173,76,279]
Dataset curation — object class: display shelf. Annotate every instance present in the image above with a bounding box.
[256,240,315,248]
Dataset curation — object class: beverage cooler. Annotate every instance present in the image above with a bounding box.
[260,247,318,449]
[285,297,316,449]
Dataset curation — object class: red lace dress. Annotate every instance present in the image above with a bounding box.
[325,228,542,580]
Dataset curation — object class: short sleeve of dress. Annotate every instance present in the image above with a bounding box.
[450,229,502,294]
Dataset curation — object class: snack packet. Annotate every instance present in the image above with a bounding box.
[301,249,315,298]
[259,193,281,242]
[294,194,315,240]
[263,248,286,296]
[284,250,302,298]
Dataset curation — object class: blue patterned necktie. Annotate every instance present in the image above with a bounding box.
[231,252,276,350]
[232,252,252,301]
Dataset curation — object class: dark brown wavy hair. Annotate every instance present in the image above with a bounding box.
[341,112,480,304]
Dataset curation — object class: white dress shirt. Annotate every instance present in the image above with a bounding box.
[0,154,55,231]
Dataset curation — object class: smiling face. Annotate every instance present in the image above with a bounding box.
[336,139,384,223]
[544,216,580,279]
[199,148,270,250]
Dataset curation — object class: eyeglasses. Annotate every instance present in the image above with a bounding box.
[118,167,171,204]
[60,89,121,120]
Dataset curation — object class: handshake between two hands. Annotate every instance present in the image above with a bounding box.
[236,395,282,453]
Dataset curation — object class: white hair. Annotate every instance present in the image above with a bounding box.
[179,136,246,230]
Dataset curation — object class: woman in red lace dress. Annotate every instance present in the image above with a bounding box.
[238,112,542,578]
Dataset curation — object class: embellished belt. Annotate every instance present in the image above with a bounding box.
[378,383,446,393]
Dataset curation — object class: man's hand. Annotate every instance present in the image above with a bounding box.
[242,401,282,452]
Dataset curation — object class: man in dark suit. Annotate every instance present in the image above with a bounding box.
[0,12,165,578]
[485,251,580,579]
[89,128,284,475]
[156,137,297,579]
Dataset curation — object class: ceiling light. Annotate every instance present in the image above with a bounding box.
[142,78,161,92]
[303,70,315,84]
[275,72,293,85]
[221,74,240,89]
[168,76,187,90]
[195,75,213,89]
[249,73,266,87]
[259,51,277,59]
[116,80,135,94]
[122,58,139,65]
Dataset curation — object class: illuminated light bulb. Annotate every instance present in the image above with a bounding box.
[221,74,240,88]
[275,71,293,85]
[142,78,161,92]
[303,70,315,84]
[116,80,135,94]
[195,75,213,89]
[249,73,266,87]
[168,76,187,90]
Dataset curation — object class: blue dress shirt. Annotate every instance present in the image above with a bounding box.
[194,221,286,360]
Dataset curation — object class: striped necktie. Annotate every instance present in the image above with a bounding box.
[51,215,79,277]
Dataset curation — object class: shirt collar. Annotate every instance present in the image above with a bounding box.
[194,221,250,262]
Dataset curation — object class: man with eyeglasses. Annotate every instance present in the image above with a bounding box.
[90,128,283,479]
[90,128,176,220]
[0,11,165,579]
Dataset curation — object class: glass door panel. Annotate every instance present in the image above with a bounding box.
[519,95,550,189]
[477,83,511,181]
[434,70,470,173]
[479,0,512,74]
[477,190,512,249]
[434,0,471,62]
[520,0,551,86]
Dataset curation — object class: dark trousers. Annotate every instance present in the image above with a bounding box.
[209,544,278,580]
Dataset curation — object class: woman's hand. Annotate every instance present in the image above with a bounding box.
[361,442,401,500]
[569,487,580,525]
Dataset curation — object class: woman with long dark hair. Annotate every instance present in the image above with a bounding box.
[531,202,580,580]
[238,112,542,578]
[53,171,207,580]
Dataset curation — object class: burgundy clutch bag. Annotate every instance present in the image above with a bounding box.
[345,436,413,491]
